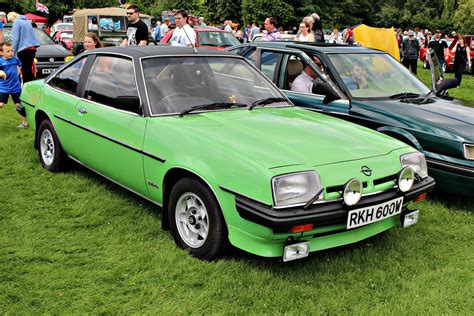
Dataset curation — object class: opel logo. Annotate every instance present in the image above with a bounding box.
[361,166,372,176]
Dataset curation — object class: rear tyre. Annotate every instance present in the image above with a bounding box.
[37,119,67,172]
[169,177,228,260]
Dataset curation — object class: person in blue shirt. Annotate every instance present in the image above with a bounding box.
[0,42,27,128]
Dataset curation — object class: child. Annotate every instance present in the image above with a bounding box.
[0,42,27,128]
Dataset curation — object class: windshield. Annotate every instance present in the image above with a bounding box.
[328,53,430,98]
[56,23,73,32]
[142,57,286,115]
[198,31,240,47]
[3,27,55,45]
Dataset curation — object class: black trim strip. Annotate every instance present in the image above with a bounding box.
[20,99,35,108]
[219,185,272,208]
[54,114,165,163]
[426,158,474,177]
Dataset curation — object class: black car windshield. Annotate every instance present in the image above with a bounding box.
[328,53,430,98]
[197,31,240,47]
[3,27,55,45]
[142,57,288,115]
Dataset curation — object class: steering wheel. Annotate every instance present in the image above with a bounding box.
[161,92,189,102]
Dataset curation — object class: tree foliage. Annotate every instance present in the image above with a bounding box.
[0,0,471,34]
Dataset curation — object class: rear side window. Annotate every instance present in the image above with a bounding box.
[84,56,139,110]
[48,57,86,95]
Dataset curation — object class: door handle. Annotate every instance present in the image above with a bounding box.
[77,107,88,114]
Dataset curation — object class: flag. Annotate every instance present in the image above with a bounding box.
[36,1,49,15]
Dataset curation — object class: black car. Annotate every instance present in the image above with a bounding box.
[3,25,74,78]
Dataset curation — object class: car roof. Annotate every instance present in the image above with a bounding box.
[246,41,385,54]
[88,46,241,58]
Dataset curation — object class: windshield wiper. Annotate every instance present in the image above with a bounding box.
[179,102,247,117]
[389,92,420,100]
[248,97,288,111]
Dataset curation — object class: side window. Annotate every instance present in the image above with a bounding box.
[284,54,304,90]
[260,51,281,83]
[48,57,86,95]
[84,56,139,110]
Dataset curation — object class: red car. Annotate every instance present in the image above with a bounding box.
[443,36,474,72]
[160,27,240,50]
[420,37,457,71]
[52,30,73,52]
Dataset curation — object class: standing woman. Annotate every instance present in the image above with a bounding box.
[7,12,40,83]
[83,32,102,52]
[296,22,315,42]
[452,35,471,85]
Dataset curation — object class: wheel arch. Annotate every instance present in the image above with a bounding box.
[161,167,224,231]
[377,126,423,152]
[34,110,52,149]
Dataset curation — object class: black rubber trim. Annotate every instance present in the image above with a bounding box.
[427,158,474,177]
[234,177,435,231]
[20,99,35,108]
[53,114,165,163]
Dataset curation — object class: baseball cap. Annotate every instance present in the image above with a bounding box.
[408,30,415,36]
[435,29,441,33]
[198,17,204,21]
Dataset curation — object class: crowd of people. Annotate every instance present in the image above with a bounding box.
[0,7,472,130]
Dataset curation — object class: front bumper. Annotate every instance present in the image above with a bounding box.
[426,158,474,196]
[234,176,435,232]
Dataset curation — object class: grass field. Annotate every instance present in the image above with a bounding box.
[1,66,473,314]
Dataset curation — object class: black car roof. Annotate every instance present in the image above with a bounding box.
[90,46,239,58]
[245,41,385,54]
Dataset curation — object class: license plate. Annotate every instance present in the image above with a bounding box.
[347,197,403,229]
[42,69,53,74]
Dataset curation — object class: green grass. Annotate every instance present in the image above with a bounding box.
[1,73,473,313]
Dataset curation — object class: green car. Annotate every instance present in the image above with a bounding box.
[21,47,435,262]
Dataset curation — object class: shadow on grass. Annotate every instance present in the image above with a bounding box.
[427,192,474,213]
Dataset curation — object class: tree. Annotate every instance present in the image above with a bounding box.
[241,0,294,28]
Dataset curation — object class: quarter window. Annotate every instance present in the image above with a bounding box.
[260,51,281,83]
[48,57,86,95]
[84,56,139,110]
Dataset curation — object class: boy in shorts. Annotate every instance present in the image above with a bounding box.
[0,42,27,128]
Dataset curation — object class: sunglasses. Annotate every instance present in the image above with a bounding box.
[126,11,136,15]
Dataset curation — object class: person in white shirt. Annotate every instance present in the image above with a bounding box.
[224,20,233,33]
[170,10,196,47]
[160,18,170,38]
[291,57,324,93]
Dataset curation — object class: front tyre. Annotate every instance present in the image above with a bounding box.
[37,119,67,172]
[169,178,228,260]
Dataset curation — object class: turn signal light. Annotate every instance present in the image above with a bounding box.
[414,193,427,202]
[289,223,314,233]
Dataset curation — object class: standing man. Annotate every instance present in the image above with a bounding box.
[121,5,148,46]
[428,30,449,71]
[160,18,170,39]
[402,30,420,75]
[224,20,233,33]
[262,17,281,41]
[169,10,196,48]
[8,12,40,83]
[198,17,206,27]
[249,22,260,42]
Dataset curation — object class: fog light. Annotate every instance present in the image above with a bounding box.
[343,178,362,206]
[402,210,419,228]
[283,242,310,262]
[398,167,415,192]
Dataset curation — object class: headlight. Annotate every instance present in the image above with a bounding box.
[398,167,415,192]
[64,55,74,62]
[272,171,322,208]
[464,144,474,160]
[343,178,362,206]
[400,152,428,178]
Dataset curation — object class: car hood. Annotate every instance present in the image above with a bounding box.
[37,44,71,58]
[169,107,407,169]
[357,97,474,140]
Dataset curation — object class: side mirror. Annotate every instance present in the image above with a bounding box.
[312,81,341,104]
[436,78,459,95]
[115,96,141,114]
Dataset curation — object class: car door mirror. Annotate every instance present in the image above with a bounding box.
[435,78,459,95]
[115,96,141,114]
[312,81,341,104]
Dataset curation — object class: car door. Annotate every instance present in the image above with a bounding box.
[72,55,149,197]
[45,55,89,156]
[253,47,349,114]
